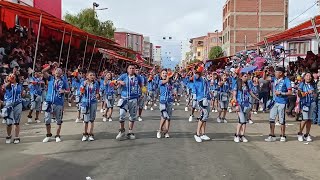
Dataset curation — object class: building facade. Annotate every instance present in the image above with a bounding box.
[204,32,222,59]
[5,0,62,19]
[152,45,162,66]
[143,36,152,63]
[222,0,289,56]
[34,0,62,19]
[273,36,316,63]
[114,28,143,54]
[190,36,206,61]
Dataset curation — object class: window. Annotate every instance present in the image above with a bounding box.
[197,52,201,57]
[212,38,216,43]
[288,41,310,55]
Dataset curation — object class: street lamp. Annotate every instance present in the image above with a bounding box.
[93,2,108,16]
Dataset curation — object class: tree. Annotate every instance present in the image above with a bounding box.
[208,46,224,60]
[64,8,115,39]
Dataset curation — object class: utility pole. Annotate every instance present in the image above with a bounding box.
[318,0,320,15]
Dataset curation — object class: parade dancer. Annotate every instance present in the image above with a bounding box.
[173,73,182,106]
[27,71,44,123]
[3,73,23,144]
[68,69,80,107]
[80,71,99,141]
[297,72,316,142]
[42,63,68,143]
[116,64,143,140]
[145,74,155,111]
[185,71,194,112]
[99,71,106,113]
[136,68,147,121]
[102,72,116,122]
[157,69,174,139]
[233,73,259,143]
[217,73,230,123]
[265,67,292,142]
[210,72,219,113]
[188,74,199,122]
[71,71,82,123]
[247,76,259,124]
[192,67,211,143]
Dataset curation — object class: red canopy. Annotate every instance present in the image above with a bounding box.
[99,49,153,69]
[257,15,320,46]
[0,0,117,45]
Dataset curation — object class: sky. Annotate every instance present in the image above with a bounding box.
[62,0,319,68]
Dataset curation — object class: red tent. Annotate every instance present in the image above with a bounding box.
[257,15,320,46]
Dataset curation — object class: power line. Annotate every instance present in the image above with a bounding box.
[255,0,318,41]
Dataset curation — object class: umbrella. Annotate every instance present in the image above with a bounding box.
[240,66,258,73]
[275,45,284,49]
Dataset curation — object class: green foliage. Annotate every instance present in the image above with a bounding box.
[187,59,201,65]
[208,46,224,60]
[64,8,115,39]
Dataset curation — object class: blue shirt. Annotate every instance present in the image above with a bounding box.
[29,77,43,96]
[234,83,251,107]
[218,81,230,93]
[173,78,181,89]
[71,77,81,95]
[187,76,193,89]
[231,77,238,90]
[272,77,292,104]
[137,75,145,96]
[62,74,69,90]
[80,81,99,105]
[299,82,315,105]
[147,80,155,91]
[4,83,22,105]
[99,78,105,94]
[118,73,142,99]
[45,76,68,106]
[103,80,115,96]
[192,76,209,101]
[209,79,218,91]
[159,80,174,103]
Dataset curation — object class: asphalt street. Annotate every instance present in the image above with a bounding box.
[0,100,319,180]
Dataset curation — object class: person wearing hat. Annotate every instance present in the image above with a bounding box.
[265,67,292,142]
[192,66,211,143]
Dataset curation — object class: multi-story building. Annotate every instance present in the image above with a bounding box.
[152,45,162,66]
[114,28,144,54]
[150,43,153,64]
[204,31,222,59]
[190,36,206,61]
[222,0,289,56]
[143,36,151,63]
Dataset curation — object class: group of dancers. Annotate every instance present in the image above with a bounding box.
[1,62,317,144]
